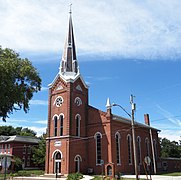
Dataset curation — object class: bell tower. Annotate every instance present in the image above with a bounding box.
[45,9,89,175]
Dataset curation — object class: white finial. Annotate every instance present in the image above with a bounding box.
[106,98,111,109]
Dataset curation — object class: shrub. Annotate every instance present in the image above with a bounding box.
[67,172,83,180]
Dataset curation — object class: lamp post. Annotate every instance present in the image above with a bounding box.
[112,95,138,180]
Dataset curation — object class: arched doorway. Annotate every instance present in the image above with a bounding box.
[74,155,82,173]
[105,163,115,178]
[54,151,61,174]
[107,165,112,176]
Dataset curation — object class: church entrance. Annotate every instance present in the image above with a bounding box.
[54,152,61,174]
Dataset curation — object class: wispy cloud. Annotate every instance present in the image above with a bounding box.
[86,76,118,81]
[30,100,48,106]
[156,105,181,126]
[155,105,181,142]
[1,0,181,61]
[41,86,49,91]
[1,118,47,136]
[35,120,47,125]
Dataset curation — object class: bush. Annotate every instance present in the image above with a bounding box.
[13,156,22,171]
[67,172,83,180]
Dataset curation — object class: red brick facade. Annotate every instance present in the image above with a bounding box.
[45,12,162,177]
[0,135,39,172]
[45,74,161,176]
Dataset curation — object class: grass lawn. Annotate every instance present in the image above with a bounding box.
[160,172,181,176]
[92,175,146,180]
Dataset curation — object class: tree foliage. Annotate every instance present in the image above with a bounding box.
[32,133,46,168]
[0,46,41,121]
[0,125,36,137]
[160,138,181,158]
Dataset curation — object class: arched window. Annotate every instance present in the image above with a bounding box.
[153,139,157,160]
[127,134,132,164]
[137,136,142,165]
[115,132,121,165]
[74,155,82,172]
[54,115,58,136]
[145,138,150,157]
[75,114,81,137]
[94,132,102,165]
[60,114,64,136]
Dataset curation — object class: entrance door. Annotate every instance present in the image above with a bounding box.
[54,152,61,174]
[55,160,61,174]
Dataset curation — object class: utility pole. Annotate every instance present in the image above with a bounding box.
[130,95,138,180]
[150,128,157,174]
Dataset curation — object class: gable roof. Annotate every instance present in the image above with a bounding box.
[0,135,40,144]
[112,114,160,131]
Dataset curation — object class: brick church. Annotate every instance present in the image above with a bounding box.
[45,10,161,177]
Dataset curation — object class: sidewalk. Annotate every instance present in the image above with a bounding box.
[12,174,181,180]
[123,175,181,180]
[13,175,92,180]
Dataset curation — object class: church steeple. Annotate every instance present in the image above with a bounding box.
[60,7,79,77]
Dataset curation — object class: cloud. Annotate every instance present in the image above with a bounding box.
[30,100,48,106]
[155,105,181,142]
[1,118,47,136]
[1,0,181,61]
[41,86,49,91]
[156,105,181,127]
[35,120,47,125]
[27,126,47,137]
[159,129,181,142]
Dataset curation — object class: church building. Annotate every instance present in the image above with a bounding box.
[45,10,161,177]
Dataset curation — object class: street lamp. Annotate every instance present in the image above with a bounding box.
[112,95,138,180]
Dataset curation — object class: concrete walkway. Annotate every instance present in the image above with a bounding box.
[12,175,181,180]
[123,175,181,179]
[13,175,92,180]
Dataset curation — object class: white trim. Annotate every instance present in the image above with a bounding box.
[74,155,82,172]
[51,150,63,159]
[52,114,59,120]
[94,132,102,139]
[48,73,88,89]
[94,132,102,165]
[59,113,65,119]
[74,97,82,106]
[74,154,82,162]
[54,96,64,107]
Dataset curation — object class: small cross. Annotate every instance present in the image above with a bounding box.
[69,3,72,14]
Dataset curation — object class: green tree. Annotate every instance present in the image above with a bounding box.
[19,127,36,137]
[32,133,46,169]
[0,126,36,137]
[0,46,41,121]
[0,125,16,135]
[160,138,181,158]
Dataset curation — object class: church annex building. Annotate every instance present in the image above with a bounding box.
[45,11,164,177]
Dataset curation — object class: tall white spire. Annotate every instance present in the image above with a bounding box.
[60,7,79,77]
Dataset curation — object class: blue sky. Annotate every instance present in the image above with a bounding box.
[0,0,181,142]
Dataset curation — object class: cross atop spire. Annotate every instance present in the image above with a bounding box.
[69,3,72,14]
[60,6,79,77]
